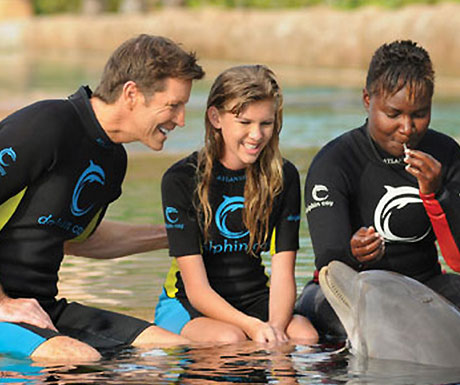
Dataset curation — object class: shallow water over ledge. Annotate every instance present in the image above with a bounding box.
[3,341,460,384]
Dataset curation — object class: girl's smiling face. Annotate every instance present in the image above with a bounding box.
[208,99,275,170]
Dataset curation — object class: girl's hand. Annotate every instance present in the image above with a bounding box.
[245,317,277,343]
[246,318,289,343]
[404,148,442,195]
[269,324,289,343]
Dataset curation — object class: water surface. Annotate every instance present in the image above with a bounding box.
[1,52,460,384]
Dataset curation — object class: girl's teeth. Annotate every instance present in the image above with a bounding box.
[245,143,257,149]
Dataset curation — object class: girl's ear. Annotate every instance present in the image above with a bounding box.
[207,106,222,129]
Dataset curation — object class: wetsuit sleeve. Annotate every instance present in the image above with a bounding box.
[271,161,300,254]
[0,107,59,206]
[420,140,460,272]
[161,165,202,257]
[305,148,358,272]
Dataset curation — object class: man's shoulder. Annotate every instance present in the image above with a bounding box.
[8,98,72,120]
[2,98,77,133]
[0,99,81,151]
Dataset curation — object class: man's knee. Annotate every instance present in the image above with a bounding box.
[31,336,101,362]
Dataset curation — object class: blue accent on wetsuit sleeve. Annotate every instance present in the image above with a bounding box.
[0,323,46,357]
[154,289,191,334]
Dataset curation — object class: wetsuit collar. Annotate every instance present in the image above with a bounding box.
[214,160,247,183]
[360,121,419,185]
[68,86,116,149]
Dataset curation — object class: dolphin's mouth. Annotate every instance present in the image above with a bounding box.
[319,266,351,310]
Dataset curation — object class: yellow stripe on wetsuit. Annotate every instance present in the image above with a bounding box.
[270,227,277,256]
[68,208,103,242]
[0,188,27,231]
[164,258,180,298]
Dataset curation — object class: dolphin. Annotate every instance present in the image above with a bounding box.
[319,261,460,368]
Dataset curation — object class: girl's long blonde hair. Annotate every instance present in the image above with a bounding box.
[196,65,284,253]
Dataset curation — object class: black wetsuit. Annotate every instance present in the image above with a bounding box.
[295,123,460,338]
[0,87,150,356]
[155,152,301,333]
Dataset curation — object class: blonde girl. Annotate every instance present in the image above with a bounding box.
[155,65,318,343]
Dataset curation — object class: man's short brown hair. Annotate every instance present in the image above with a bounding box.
[93,34,204,103]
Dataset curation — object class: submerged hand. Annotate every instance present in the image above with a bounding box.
[404,148,442,195]
[268,324,289,344]
[0,296,57,331]
[245,318,277,343]
[350,226,385,264]
[246,318,289,344]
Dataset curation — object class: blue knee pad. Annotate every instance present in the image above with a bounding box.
[154,289,190,334]
[0,323,46,357]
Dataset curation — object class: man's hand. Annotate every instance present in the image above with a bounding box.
[350,226,385,264]
[0,296,57,331]
[404,148,442,195]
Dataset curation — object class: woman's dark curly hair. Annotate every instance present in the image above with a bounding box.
[365,40,434,100]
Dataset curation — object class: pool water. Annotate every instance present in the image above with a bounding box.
[1,53,460,384]
[3,341,460,384]
[0,153,456,384]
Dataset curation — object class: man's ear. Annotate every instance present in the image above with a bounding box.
[207,106,222,129]
[121,81,141,110]
[362,88,371,112]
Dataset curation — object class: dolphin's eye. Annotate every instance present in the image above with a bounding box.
[421,296,433,304]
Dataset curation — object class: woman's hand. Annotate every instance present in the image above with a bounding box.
[350,226,385,263]
[404,148,442,195]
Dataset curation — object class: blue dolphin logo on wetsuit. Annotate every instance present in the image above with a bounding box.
[0,147,16,176]
[71,160,106,217]
[165,206,179,223]
[215,195,249,239]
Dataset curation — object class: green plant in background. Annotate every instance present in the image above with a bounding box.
[186,0,322,7]
[30,0,460,14]
[327,0,441,9]
[32,0,81,14]
[185,0,456,8]
[32,0,124,14]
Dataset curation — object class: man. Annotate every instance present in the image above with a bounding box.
[0,34,204,361]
